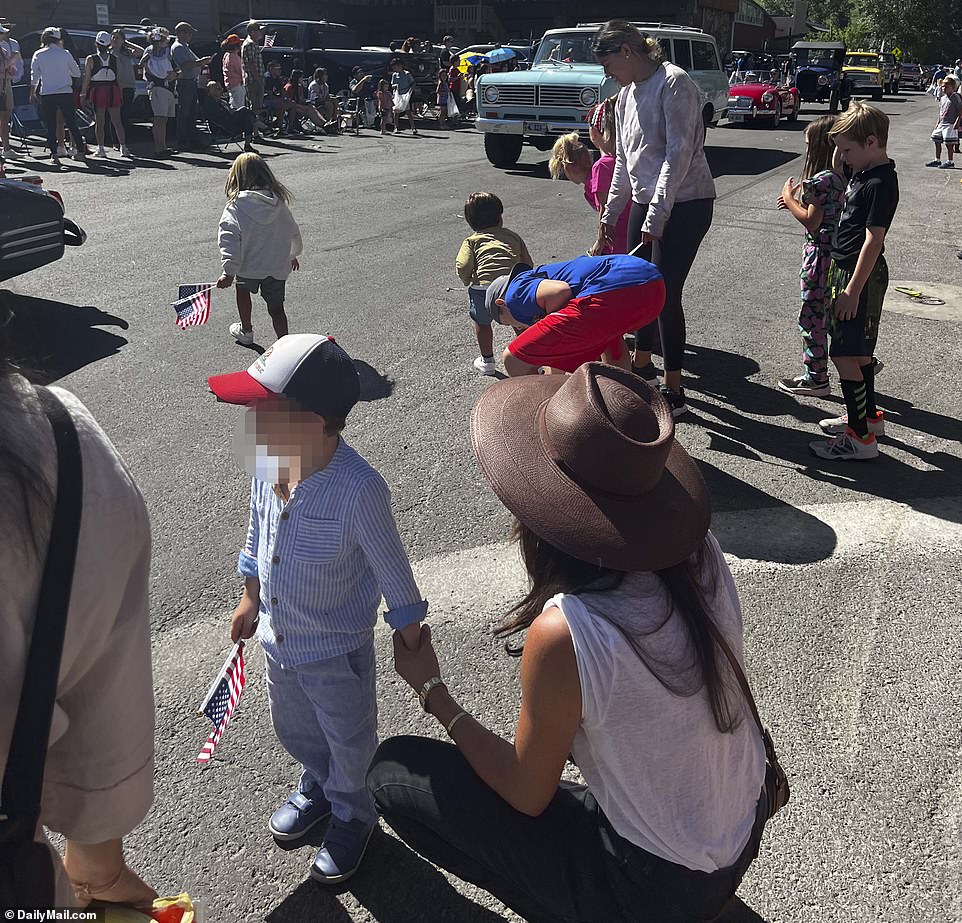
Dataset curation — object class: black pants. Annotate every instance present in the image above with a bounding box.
[368,736,765,923]
[628,198,714,373]
[40,93,84,156]
[175,80,199,147]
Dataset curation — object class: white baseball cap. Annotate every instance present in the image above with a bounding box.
[207,334,361,418]
[96,30,112,46]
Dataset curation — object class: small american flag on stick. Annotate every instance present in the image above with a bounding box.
[173,283,212,329]
[196,642,246,763]
[263,33,275,47]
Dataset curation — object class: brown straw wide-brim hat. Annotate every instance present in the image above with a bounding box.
[471,363,711,572]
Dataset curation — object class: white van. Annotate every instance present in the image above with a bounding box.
[477,22,729,167]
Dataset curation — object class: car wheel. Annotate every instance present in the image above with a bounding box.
[872,88,883,100]
[483,132,523,168]
[768,103,781,128]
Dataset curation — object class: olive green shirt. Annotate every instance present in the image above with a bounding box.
[456,226,532,287]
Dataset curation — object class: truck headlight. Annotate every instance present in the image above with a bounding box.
[580,86,598,106]
[818,74,829,86]
[482,85,499,104]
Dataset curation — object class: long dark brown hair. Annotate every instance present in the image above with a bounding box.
[497,521,740,734]
[801,114,837,181]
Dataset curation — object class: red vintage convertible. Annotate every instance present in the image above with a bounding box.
[727,72,800,127]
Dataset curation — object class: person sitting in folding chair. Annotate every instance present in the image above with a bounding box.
[199,81,255,152]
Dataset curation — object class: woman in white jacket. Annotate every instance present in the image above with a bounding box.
[217,153,303,346]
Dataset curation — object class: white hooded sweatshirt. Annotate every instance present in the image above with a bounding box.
[218,190,303,280]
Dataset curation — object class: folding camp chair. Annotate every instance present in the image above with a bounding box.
[10,83,43,152]
[204,116,245,153]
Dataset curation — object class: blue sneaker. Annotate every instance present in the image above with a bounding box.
[269,790,331,841]
[310,817,376,884]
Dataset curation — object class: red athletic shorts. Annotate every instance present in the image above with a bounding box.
[507,279,666,373]
[89,84,122,109]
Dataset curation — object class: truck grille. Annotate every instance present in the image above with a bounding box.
[849,73,876,86]
[487,85,535,106]
[537,85,585,107]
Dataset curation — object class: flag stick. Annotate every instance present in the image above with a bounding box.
[171,283,216,307]
[196,641,245,717]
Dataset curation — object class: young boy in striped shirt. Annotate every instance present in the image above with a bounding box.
[208,334,427,884]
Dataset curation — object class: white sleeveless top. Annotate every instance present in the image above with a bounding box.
[552,533,766,873]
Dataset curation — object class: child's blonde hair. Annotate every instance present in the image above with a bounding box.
[224,152,292,204]
[828,101,889,148]
[548,132,591,180]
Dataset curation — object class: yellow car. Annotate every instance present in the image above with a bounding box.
[843,52,884,100]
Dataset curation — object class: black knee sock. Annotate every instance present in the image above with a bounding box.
[841,378,869,438]
[859,361,877,417]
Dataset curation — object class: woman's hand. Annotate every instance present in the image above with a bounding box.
[586,238,605,257]
[598,221,615,248]
[393,624,441,694]
[216,273,234,288]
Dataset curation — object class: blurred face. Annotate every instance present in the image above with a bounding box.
[233,396,325,483]
[111,31,124,49]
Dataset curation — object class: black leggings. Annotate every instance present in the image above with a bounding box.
[369,735,765,923]
[628,198,714,373]
[40,93,85,156]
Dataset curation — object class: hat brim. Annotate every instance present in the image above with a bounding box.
[207,369,274,405]
[470,374,711,571]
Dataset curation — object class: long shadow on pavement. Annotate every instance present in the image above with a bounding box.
[267,829,506,923]
[0,290,129,383]
[682,342,962,528]
[704,144,798,178]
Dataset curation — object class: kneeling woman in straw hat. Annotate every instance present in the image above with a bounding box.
[485,252,665,380]
[369,365,769,923]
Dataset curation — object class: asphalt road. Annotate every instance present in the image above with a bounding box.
[4,90,962,923]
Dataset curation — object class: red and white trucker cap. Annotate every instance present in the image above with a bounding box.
[207,334,360,418]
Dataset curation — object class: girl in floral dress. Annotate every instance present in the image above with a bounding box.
[776,115,847,397]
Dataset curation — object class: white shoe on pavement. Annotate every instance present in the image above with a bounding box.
[1,147,15,159]
[56,145,68,158]
[229,323,254,346]
[120,145,133,158]
[473,356,497,376]
[809,429,879,460]
[96,145,108,157]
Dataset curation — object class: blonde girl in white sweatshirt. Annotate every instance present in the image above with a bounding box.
[217,153,303,345]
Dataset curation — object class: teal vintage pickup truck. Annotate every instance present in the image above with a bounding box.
[476,22,729,167]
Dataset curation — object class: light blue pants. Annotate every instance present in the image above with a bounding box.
[265,639,378,825]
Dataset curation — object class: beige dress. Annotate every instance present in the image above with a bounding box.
[0,375,154,905]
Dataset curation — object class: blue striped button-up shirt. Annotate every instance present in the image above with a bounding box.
[238,439,427,666]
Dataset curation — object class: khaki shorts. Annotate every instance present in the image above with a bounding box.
[149,85,176,118]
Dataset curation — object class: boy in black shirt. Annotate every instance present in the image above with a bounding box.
[811,103,899,461]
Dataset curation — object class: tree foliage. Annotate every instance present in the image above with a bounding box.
[756,0,962,61]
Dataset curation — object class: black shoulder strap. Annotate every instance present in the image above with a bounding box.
[0,388,83,843]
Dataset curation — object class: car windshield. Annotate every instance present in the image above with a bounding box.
[846,55,879,69]
[798,49,841,68]
[730,71,771,85]
[533,34,596,66]
[902,64,920,72]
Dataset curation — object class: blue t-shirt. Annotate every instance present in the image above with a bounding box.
[505,254,662,325]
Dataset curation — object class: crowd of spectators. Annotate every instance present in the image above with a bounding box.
[1,21,526,169]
